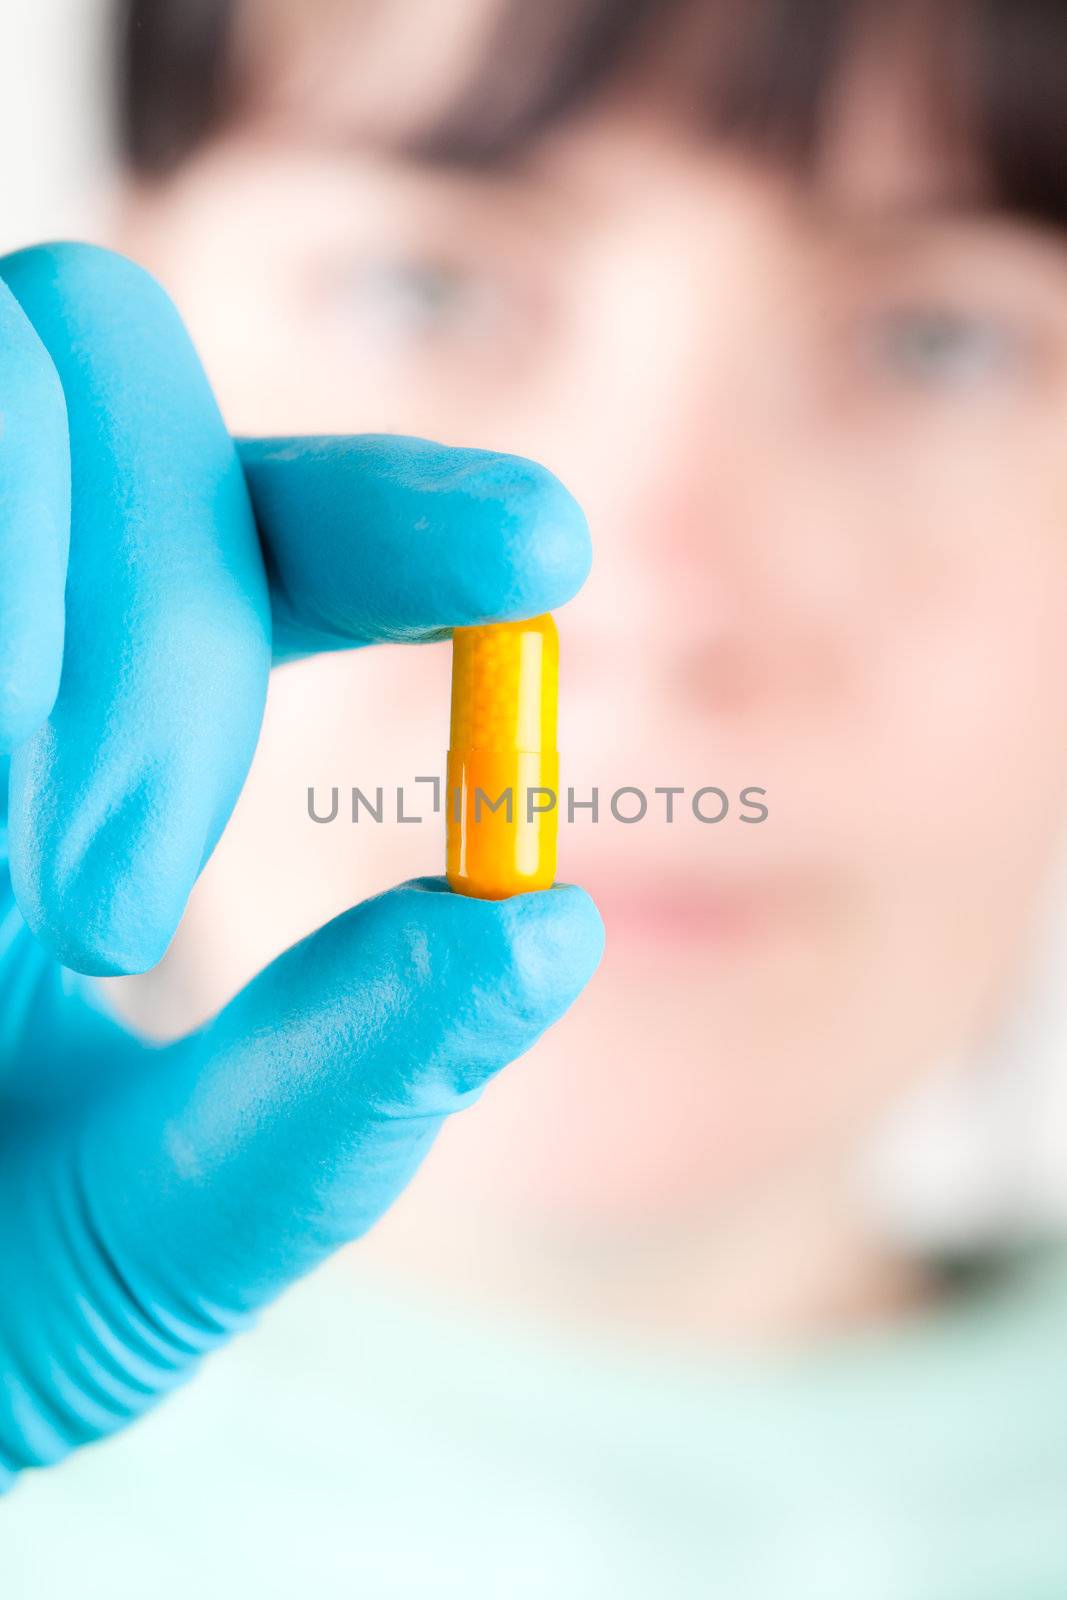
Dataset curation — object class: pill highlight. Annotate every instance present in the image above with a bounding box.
[446,614,559,899]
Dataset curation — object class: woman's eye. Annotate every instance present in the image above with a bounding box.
[862,307,1024,389]
[341,258,505,344]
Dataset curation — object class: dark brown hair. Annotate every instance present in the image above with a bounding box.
[117,0,1067,227]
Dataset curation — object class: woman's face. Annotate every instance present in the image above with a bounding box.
[115,2,1067,1233]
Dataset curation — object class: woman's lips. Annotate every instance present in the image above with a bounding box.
[572,862,828,954]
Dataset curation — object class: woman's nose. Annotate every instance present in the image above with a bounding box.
[563,398,871,725]
[533,207,877,721]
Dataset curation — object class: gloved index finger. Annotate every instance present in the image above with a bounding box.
[238,435,592,661]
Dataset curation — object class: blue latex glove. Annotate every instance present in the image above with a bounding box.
[0,244,602,1489]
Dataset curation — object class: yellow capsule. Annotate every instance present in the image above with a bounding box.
[446,613,559,899]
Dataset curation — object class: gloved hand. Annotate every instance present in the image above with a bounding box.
[0,243,602,1488]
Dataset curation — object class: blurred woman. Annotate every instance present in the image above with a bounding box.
[12,1,1067,1594]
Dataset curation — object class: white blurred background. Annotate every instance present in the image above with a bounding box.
[0,0,113,254]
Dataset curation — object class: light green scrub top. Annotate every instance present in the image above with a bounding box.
[5,1248,1067,1599]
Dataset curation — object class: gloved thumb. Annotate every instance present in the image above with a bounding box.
[3,879,602,1464]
